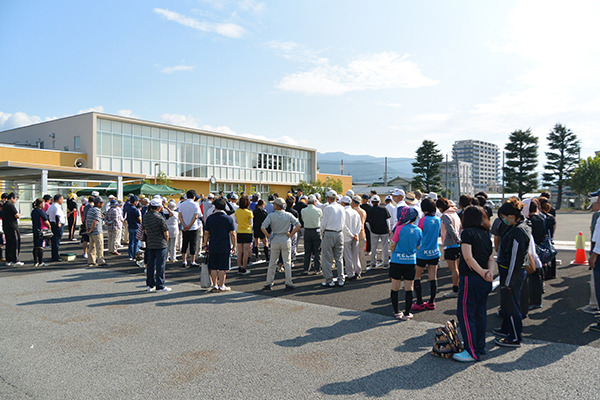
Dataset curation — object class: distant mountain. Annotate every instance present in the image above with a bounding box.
[317,152,414,183]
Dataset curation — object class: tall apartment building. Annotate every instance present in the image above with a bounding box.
[440,160,474,200]
[452,139,500,192]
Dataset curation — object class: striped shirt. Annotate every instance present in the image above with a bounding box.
[86,206,103,235]
[142,210,168,249]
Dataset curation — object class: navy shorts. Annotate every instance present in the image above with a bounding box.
[417,257,440,268]
[389,262,416,281]
[444,247,461,261]
[237,233,253,244]
[208,252,230,271]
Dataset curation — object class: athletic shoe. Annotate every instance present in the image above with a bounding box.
[5,262,13,266]
[453,350,476,362]
[582,305,600,315]
[182,262,188,268]
[529,304,542,310]
[382,264,390,269]
[424,302,436,310]
[83,254,88,258]
[401,313,413,321]
[492,328,509,337]
[443,291,459,298]
[495,337,521,348]
[589,323,600,332]
[33,263,39,267]
[321,281,336,287]
[338,280,345,287]
[38,263,47,267]
[14,261,24,266]
[218,286,231,292]
[190,263,199,268]
[263,284,273,291]
[238,269,251,275]
[411,303,427,312]
[158,287,172,292]
[394,312,404,320]
[146,286,156,292]
[210,286,219,292]
[129,258,134,261]
[284,284,296,290]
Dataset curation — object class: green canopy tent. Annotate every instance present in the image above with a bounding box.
[76,182,117,196]
[118,183,184,197]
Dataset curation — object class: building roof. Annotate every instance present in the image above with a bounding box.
[0,161,146,181]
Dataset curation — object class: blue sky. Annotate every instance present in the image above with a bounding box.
[1,0,599,163]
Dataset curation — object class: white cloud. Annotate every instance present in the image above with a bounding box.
[160,65,196,74]
[117,109,141,119]
[0,111,57,130]
[160,113,201,129]
[78,106,104,114]
[153,8,247,39]
[273,50,438,96]
[379,102,403,108]
[238,0,265,15]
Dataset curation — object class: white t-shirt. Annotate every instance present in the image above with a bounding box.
[166,210,179,237]
[178,199,201,231]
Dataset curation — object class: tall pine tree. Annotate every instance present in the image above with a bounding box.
[411,140,444,193]
[542,123,581,209]
[504,129,538,199]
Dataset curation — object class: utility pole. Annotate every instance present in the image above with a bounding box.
[340,159,344,176]
[454,151,461,201]
[384,157,388,187]
[501,151,505,203]
[445,153,449,198]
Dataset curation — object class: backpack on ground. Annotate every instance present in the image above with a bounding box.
[431,320,463,358]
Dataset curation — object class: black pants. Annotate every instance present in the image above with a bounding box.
[303,228,321,271]
[529,269,543,307]
[67,214,76,240]
[499,267,527,342]
[4,228,20,263]
[364,226,371,252]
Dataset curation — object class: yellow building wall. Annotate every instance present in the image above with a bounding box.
[0,147,86,167]
[317,173,353,194]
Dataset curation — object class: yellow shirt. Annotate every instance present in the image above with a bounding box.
[235,208,253,234]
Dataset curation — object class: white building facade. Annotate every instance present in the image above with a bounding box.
[452,139,500,193]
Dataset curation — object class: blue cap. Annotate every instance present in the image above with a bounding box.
[110,199,118,206]
[590,188,600,197]
[130,195,139,202]
[397,206,418,225]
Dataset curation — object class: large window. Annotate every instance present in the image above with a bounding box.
[96,118,312,184]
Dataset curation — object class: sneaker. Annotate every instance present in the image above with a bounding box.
[590,323,600,332]
[146,286,156,292]
[394,312,404,320]
[424,302,436,310]
[338,280,345,287]
[382,264,390,269]
[238,269,251,276]
[218,285,231,292]
[5,262,13,266]
[263,284,273,291]
[83,253,88,258]
[182,262,188,268]
[158,287,172,292]
[210,286,219,293]
[452,350,476,362]
[411,303,427,312]
[582,305,600,315]
[284,284,296,290]
[190,263,199,268]
[492,328,509,337]
[129,258,134,261]
[321,281,336,287]
[529,304,542,310]
[38,262,47,267]
[33,263,39,267]
[14,261,24,266]
[495,337,521,347]
[443,291,459,298]
[401,313,413,321]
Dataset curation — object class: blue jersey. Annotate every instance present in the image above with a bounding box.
[391,223,422,264]
[417,215,441,260]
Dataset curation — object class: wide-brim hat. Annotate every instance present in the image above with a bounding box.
[404,192,419,205]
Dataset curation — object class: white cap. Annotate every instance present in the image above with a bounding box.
[91,191,99,197]
[314,193,321,199]
[371,195,381,202]
[392,188,405,197]
[153,194,161,199]
[385,195,392,201]
[346,189,355,197]
[150,198,162,207]
[326,190,337,198]
[588,196,599,209]
[336,194,342,201]
[427,192,438,200]
[307,195,316,203]
[340,196,351,204]
[108,194,116,199]
[207,193,215,198]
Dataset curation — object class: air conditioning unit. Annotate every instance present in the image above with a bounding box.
[74,158,87,168]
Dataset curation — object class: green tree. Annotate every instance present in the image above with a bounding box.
[569,155,600,196]
[411,140,443,193]
[297,178,343,199]
[542,123,581,210]
[504,129,538,199]
[156,170,172,186]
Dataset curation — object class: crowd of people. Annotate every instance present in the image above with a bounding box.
[2,186,600,362]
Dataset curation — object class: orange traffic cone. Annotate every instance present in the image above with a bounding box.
[571,231,589,266]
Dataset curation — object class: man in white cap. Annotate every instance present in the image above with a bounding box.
[91,191,100,197]
[261,197,301,290]
[346,189,355,197]
[202,193,215,222]
[341,196,362,280]
[391,188,406,226]
[105,194,116,212]
[366,195,391,269]
[320,190,346,287]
